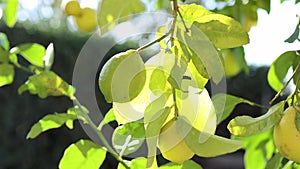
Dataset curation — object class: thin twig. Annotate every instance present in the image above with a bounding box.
[177,9,189,32]
[137,0,179,52]
[73,98,130,169]
[269,62,300,105]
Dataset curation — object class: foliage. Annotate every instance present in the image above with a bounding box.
[1,0,300,169]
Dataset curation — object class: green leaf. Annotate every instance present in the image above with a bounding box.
[231,47,249,74]
[18,71,75,99]
[3,0,18,28]
[11,43,46,67]
[179,26,224,83]
[193,14,249,48]
[145,107,171,168]
[284,23,300,43]
[98,108,116,130]
[159,160,203,169]
[0,32,10,50]
[257,0,271,13]
[212,94,260,124]
[66,107,77,129]
[0,63,14,87]
[9,53,18,64]
[149,67,167,95]
[228,101,284,137]
[178,4,213,27]
[59,139,106,169]
[177,116,243,157]
[144,93,170,123]
[266,153,283,169]
[0,46,9,63]
[98,0,145,34]
[173,29,209,82]
[112,121,145,156]
[43,43,54,71]
[268,51,298,92]
[27,113,77,139]
[234,129,275,169]
[148,49,188,89]
[118,157,147,169]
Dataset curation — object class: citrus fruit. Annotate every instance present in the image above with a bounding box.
[65,1,81,16]
[74,7,97,32]
[158,118,194,164]
[98,50,146,103]
[273,106,300,163]
[176,82,216,134]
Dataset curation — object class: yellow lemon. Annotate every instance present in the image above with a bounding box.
[75,7,97,32]
[158,118,194,164]
[274,106,300,163]
[98,50,146,103]
[65,1,81,16]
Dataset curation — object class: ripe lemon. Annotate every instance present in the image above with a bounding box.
[273,106,300,163]
[223,50,240,78]
[158,118,194,164]
[65,1,81,16]
[98,50,146,103]
[74,7,97,32]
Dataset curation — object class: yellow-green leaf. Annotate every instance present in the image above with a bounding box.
[3,0,18,28]
[59,139,106,169]
[267,51,298,92]
[11,43,46,67]
[0,63,14,87]
[228,101,284,137]
[112,122,145,156]
[193,14,249,48]
[27,113,77,139]
[177,116,243,157]
[18,71,75,99]
[98,0,145,34]
[159,160,203,169]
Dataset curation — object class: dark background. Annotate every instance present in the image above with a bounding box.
[0,22,278,169]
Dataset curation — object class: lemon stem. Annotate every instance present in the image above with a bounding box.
[172,87,179,118]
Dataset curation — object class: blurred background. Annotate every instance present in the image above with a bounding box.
[0,0,298,168]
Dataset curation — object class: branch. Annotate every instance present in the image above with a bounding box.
[269,62,300,105]
[137,0,179,52]
[73,98,130,169]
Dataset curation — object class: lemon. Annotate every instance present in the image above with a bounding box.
[223,50,240,78]
[65,1,81,16]
[158,118,194,164]
[74,7,97,32]
[98,50,146,103]
[177,82,216,134]
[273,106,300,163]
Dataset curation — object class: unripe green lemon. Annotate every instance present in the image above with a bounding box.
[274,106,300,163]
[98,50,146,103]
[223,50,240,78]
[75,7,97,32]
[158,118,194,164]
[65,1,81,16]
